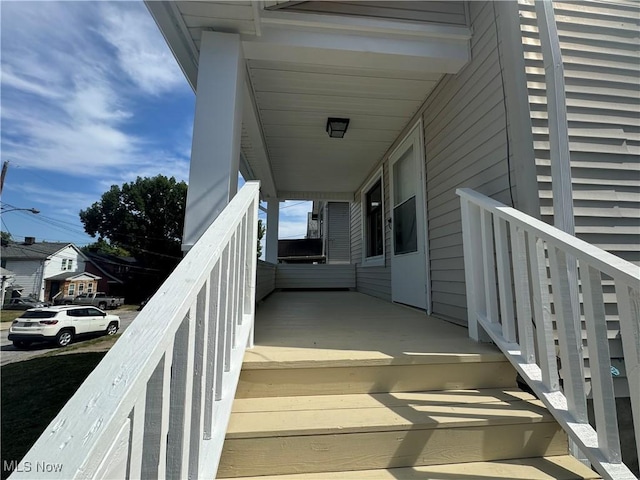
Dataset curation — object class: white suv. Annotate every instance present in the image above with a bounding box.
[8,306,120,348]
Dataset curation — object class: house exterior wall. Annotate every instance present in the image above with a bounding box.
[325,202,351,264]
[424,1,516,325]
[350,1,517,322]
[4,259,43,299]
[519,0,640,265]
[41,246,86,301]
[351,162,392,302]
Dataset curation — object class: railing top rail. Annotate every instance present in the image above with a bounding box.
[11,181,260,479]
[457,188,640,288]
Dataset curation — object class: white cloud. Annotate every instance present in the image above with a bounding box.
[0,1,191,180]
[98,3,185,95]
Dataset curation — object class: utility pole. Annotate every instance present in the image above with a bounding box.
[0,161,8,195]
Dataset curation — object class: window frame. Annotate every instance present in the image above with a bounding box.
[360,167,385,267]
[68,283,75,296]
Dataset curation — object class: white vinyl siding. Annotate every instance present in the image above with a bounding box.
[519,0,640,398]
[275,264,356,289]
[279,2,468,26]
[4,259,44,299]
[424,1,515,325]
[256,260,276,301]
[326,202,351,264]
[351,163,392,302]
[519,0,640,265]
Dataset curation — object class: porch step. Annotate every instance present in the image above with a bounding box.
[232,455,600,479]
[217,388,570,478]
[236,356,516,398]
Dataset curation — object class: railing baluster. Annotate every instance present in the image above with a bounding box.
[234,225,242,331]
[220,245,231,372]
[156,346,174,479]
[205,263,221,436]
[238,216,247,322]
[140,353,170,478]
[583,264,621,463]
[510,225,535,363]
[481,210,499,324]
[528,235,560,391]
[548,247,588,421]
[188,286,208,478]
[166,313,194,479]
[229,233,238,348]
[494,217,516,342]
[615,280,640,464]
[127,396,146,479]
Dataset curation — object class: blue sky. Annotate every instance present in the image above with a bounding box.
[1,1,309,248]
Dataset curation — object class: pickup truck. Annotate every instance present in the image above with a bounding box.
[72,292,125,310]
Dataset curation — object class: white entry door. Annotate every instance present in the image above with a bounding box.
[390,125,428,310]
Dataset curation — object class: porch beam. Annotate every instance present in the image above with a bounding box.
[242,25,469,74]
[258,9,472,41]
[265,199,279,264]
[277,191,353,202]
[182,31,245,251]
[241,80,277,198]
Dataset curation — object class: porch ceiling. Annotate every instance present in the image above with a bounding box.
[147,1,472,200]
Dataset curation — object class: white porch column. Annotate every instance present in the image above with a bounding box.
[265,199,279,264]
[182,31,245,251]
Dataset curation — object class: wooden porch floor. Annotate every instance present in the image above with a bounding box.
[245,290,505,368]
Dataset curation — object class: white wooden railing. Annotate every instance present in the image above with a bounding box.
[10,181,260,480]
[458,188,640,480]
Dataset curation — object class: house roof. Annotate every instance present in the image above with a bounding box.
[45,271,101,282]
[1,241,74,260]
[0,267,14,277]
[83,251,137,284]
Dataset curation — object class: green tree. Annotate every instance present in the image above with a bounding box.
[1,231,11,242]
[79,175,187,294]
[82,238,131,257]
[257,219,266,258]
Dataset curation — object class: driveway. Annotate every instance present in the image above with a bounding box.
[0,309,139,366]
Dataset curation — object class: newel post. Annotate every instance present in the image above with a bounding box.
[460,194,489,342]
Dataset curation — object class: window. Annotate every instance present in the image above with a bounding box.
[78,283,85,294]
[68,284,75,296]
[68,259,73,271]
[366,180,384,258]
[61,259,67,270]
[61,259,73,271]
[87,282,94,293]
[361,170,385,266]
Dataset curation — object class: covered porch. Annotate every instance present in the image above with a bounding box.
[247,289,504,367]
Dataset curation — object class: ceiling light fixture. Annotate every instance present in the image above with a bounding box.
[326,117,350,138]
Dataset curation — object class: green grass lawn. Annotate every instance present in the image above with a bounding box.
[0,310,23,323]
[1,353,106,479]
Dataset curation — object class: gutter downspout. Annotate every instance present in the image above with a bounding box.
[535,0,588,465]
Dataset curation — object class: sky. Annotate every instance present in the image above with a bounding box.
[0,1,310,250]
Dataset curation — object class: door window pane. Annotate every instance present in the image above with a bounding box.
[394,196,417,255]
[365,180,383,258]
[393,146,415,205]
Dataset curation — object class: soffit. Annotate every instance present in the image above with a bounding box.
[158,1,470,199]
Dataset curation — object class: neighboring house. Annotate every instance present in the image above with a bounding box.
[45,271,101,303]
[15,2,639,479]
[0,266,15,303]
[83,251,134,297]
[0,238,87,301]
